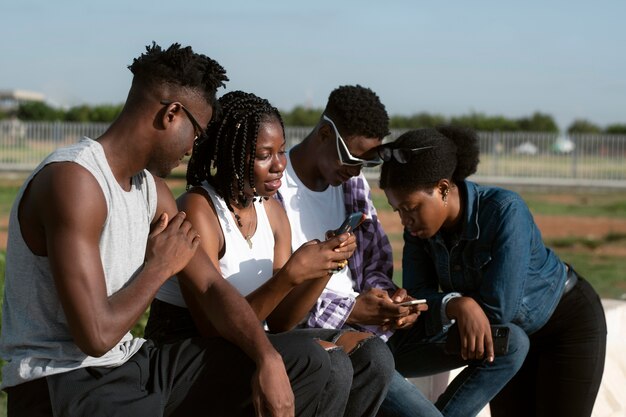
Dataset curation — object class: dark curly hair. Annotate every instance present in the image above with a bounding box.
[379,125,480,191]
[324,85,390,139]
[186,90,284,214]
[127,42,228,107]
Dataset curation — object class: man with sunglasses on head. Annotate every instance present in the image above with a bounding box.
[277,85,443,417]
[0,42,331,417]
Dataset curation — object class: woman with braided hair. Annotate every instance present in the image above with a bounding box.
[146,90,394,417]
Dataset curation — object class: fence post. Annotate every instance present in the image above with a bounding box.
[493,131,500,177]
[570,134,578,179]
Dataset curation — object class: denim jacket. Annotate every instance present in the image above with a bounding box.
[403,180,567,336]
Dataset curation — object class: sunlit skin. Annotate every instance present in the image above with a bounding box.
[240,119,288,199]
[214,119,379,351]
[384,181,496,362]
[176,116,360,337]
[149,98,212,178]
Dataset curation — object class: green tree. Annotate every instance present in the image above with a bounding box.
[390,112,447,129]
[65,104,122,122]
[65,105,91,122]
[17,102,63,121]
[605,124,626,134]
[89,104,123,122]
[450,112,520,131]
[567,119,601,134]
[281,106,322,126]
[518,112,558,132]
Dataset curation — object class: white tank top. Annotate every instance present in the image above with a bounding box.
[0,137,155,388]
[156,182,275,306]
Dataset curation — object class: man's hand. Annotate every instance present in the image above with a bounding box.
[388,288,428,330]
[251,352,295,417]
[446,296,494,362]
[347,288,414,327]
[144,211,200,279]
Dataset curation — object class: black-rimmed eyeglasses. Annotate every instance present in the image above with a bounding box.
[377,145,434,164]
[323,115,383,168]
[160,100,205,141]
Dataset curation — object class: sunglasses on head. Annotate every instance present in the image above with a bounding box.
[323,115,383,168]
[377,145,435,164]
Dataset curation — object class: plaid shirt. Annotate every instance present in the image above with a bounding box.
[277,173,397,339]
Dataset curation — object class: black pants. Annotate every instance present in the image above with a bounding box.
[490,276,607,417]
[6,334,330,417]
[146,299,395,417]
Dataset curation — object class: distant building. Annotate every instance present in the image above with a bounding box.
[0,89,46,114]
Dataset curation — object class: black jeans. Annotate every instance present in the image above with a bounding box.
[146,299,395,417]
[6,334,329,417]
[490,276,607,417]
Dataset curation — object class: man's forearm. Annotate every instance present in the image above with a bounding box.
[188,275,278,362]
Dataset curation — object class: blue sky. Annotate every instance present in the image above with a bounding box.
[2,0,625,130]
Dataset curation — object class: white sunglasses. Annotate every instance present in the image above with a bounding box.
[323,115,383,167]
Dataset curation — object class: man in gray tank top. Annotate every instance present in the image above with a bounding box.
[0,42,330,417]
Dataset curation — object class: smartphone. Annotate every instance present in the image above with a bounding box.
[444,324,510,356]
[332,212,366,235]
[397,299,427,307]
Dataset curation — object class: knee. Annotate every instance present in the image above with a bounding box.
[499,323,530,370]
[281,334,333,385]
[349,336,395,384]
[326,348,354,394]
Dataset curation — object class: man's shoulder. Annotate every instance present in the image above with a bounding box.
[34,160,102,194]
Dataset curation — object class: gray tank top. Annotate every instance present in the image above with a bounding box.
[0,137,156,388]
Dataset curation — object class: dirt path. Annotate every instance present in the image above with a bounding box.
[377,210,626,239]
[2,210,626,252]
[3,182,626,251]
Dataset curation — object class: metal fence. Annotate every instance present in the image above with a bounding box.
[2,120,626,188]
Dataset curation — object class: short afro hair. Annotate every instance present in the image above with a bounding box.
[128,42,228,107]
[324,85,390,139]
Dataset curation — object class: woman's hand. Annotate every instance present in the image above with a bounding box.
[282,233,356,285]
[446,296,494,362]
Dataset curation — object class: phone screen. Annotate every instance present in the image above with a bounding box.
[397,299,427,307]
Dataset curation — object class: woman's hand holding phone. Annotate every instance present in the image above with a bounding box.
[445,296,494,362]
[323,212,364,272]
[284,235,356,285]
[327,212,366,239]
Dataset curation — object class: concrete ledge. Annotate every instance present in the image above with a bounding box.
[409,299,626,417]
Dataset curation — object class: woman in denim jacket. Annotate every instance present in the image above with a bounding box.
[379,126,606,417]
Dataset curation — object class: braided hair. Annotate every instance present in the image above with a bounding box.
[379,125,480,192]
[127,42,228,106]
[186,90,284,214]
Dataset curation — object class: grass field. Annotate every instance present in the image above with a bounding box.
[0,175,625,415]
